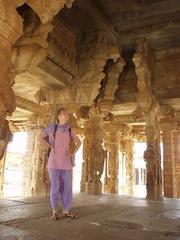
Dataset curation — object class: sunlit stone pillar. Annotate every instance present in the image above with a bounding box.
[103,125,119,194]
[173,130,180,197]
[161,121,176,198]
[0,149,7,196]
[23,130,36,196]
[124,139,134,196]
[80,121,91,193]
[0,120,12,195]
[143,114,162,200]
[81,107,106,195]
[87,115,105,195]
[24,120,50,197]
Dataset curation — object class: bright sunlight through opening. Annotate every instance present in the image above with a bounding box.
[3,132,27,197]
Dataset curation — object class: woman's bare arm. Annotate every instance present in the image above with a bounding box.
[39,130,52,149]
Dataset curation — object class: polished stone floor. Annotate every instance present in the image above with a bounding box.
[1,193,180,240]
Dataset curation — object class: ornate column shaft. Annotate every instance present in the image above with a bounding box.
[0,120,13,194]
[161,121,176,197]
[124,139,134,196]
[0,153,6,195]
[80,121,91,193]
[81,106,106,195]
[23,110,54,197]
[24,127,49,197]
[103,125,119,194]
[173,130,180,197]
[143,111,162,200]
[87,115,105,195]
[23,130,36,196]
[119,137,134,196]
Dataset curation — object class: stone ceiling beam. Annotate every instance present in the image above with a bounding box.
[15,96,45,114]
[113,115,145,125]
[112,98,180,115]
[112,102,138,115]
[112,0,180,25]
[113,113,180,125]
[159,98,180,111]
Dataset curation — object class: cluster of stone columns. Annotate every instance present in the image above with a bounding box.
[79,116,180,200]
[80,117,135,196]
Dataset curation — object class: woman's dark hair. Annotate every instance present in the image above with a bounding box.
[56,107,66,122]
[57,107,66,116]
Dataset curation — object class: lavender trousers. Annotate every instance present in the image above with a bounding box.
[48,169,72,210]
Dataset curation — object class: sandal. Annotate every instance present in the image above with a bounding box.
[51,213,58,221]
[62,212,77,219]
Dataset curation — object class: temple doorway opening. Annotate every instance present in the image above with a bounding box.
[3,132,27,197]
[133,142,146,198]
[73,139,83,193]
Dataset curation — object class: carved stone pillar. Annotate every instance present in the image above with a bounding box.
[143,112,162,200]
[173,130,180,198]
[0,120,13,194]
[24,130,35,196]
[119,137,134,196]
[103,126,119,194]
[24,126,50,197]
[23,111,53,197]
[124,139,134,196]
[161,120,176,198]
[80,121,91,193]
[87,115,105,195]
[80,161,86,193]
[133,39,162,200]
[81,107,106,195]
[0,151,7,196]
[0,120,12,160]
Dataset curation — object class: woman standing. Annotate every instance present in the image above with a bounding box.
[39,108,81,220]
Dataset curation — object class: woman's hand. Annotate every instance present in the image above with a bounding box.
[51,145,54,153]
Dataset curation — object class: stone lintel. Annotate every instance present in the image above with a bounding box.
[15,95,45,115]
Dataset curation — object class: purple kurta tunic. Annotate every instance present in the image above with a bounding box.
[44,123,76,170]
